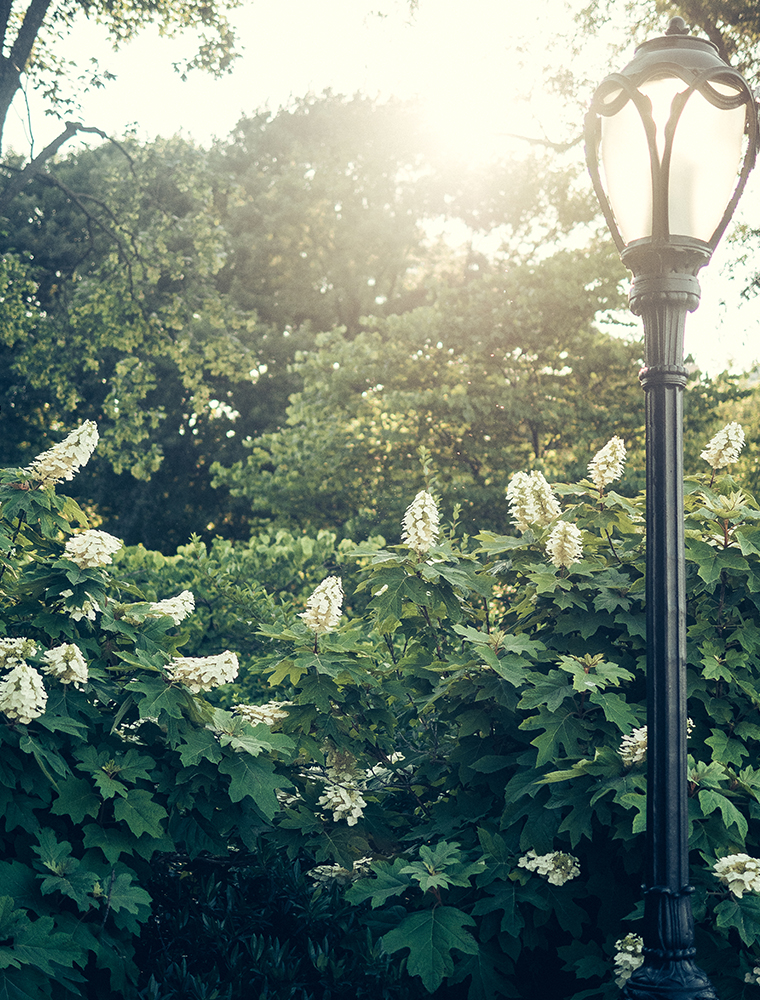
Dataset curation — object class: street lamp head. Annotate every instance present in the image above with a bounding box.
[585,16,758,275]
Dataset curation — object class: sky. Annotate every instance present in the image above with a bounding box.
[5,0,760,375]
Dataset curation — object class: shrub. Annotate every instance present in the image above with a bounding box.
[0,429,295,997]
[4,425,760,998]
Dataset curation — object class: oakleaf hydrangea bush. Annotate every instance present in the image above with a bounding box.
[240,426,760,998]
[0,427,296,998]
[7,421,760,998]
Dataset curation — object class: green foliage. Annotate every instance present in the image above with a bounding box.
[215,440,760,998]
[134,851,417,999]
[212,251,647,540]
[9,416,760,997]
[0,457,299,998]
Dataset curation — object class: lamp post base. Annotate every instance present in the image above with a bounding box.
[622,961,718,1000]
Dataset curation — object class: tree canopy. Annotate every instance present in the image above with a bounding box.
[0,2,757,550]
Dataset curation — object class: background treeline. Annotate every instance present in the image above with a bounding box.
[0,84,754,552]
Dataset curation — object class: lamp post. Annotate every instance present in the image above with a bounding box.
[585,16,758,1000]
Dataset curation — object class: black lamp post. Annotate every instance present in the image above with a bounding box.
[585,16,758,1000]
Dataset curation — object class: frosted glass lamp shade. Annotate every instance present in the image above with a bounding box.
[600,77,747,245]
[585,20,757,257]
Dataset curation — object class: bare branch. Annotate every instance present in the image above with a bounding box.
[499,131,583,153]
[0,120,133,212]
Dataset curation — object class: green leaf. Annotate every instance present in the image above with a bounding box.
[0,899,23,942]
[697,789,748,838]
[518,671,574,713]
[345,858,412,907]
[208,709,294,757]
[82,824,139,865]
[382,906,479,993]
[104,871,152,932]
[520,708,590,765]
[469,755,510,773]
[18,734,69,787]
[0,966,55,1000]
[31,828,74,875]
[266,658,308,687]
[50,777,100,824]
[471,878,527,938]
[2,914,79,975]
[476,829,513,888]
[217,753,286,819]
[177,727,224,767]
[734,527,760,557]
[39,864,97,912]
[587,690,639,731]
[0,862,40,912]
[685,538,721,587]
[715,895,760,946]
[705,728,748,767]
[113,789,168,839]
[126,678,188,720]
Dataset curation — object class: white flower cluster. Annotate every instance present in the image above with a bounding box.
[506,470,561,533]
[167,650,239,693]
[307,857,373,885]
[317,779,367,826]
[299,576,343,634]
[0,662,47,724]
[546,521,583,569]
[518,849,580,886]
[64,529,123,569]
[588,436,626,491]
[233,700,292,727]
[745,966,760,985]
[613,934,644,986]
[314,756,368,826]
[619,719,694,767]
[713,854,760,898]
[41,643,88,686]
[701,422,745,470]
[148,590,195,625]
[27,421,99,486]
[401,489,440,554]
[365,752,408,784]
[0,638,37,669]
[619,725,648,766]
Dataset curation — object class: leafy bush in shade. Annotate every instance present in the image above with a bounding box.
[5,423,760,998]
[135,850,416,1000]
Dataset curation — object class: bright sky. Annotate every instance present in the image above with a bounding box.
[6,0,760,374]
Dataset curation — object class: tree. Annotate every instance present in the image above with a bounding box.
[0,0,241,204]
[212,245,650,541]
[577,1,760,72]
[0,133,269,549]
[0,89,611,549]
[208,92,597,337]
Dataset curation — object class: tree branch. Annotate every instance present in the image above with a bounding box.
[0,120,131,212]
[500,130,583,153]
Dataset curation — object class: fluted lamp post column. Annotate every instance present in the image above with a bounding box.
[585,16,758,1000]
